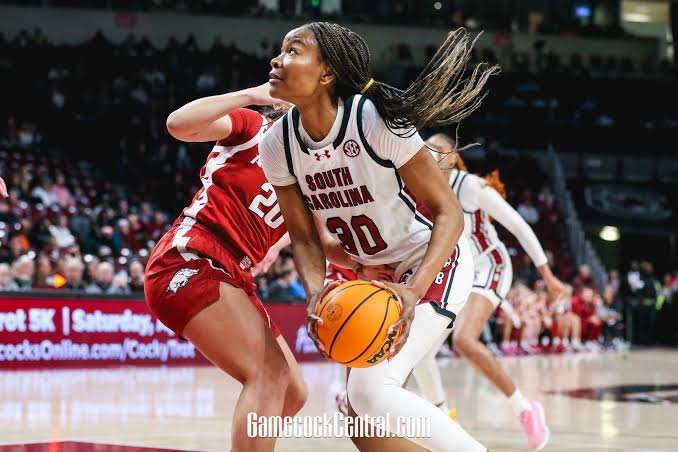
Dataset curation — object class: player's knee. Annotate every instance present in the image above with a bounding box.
[282,375,308,417]
[347,373,391,416]
[266,353,292,386]
[453,327,477,355]
[243,346,291,390]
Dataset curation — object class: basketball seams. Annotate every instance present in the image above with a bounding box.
[342,295,396,365]
[317,281,374,318]
[327,288,384,357]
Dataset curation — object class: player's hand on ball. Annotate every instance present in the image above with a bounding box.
[307,280,342,357]
[371,280,417,360]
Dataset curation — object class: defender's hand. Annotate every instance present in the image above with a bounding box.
[306,280,342,358]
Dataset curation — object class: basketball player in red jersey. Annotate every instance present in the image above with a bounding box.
[144,83,307,452]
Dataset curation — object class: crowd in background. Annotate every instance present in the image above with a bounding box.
[489,263,678,355]
[0,28,676,348]
[5,0,650,39]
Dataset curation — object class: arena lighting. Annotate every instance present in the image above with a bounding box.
[599,226,620,242]
[624,13,652,22]
[433,2,442,10]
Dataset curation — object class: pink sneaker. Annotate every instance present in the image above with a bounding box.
[519,401,550,450]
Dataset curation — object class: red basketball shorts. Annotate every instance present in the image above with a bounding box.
[144,223,280,338]
[397,238,474,328]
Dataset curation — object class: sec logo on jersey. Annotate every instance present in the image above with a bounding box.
[343,139,360,157]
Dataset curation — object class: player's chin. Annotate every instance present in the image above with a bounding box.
[268,80,287,98]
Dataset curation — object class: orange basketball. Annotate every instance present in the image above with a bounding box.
[316,280,401,368]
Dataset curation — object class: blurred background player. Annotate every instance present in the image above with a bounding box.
[412,133,565,450]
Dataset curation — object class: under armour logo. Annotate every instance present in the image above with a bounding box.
[314,150,332,161]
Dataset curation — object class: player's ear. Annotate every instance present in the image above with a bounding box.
[319,63,336,87]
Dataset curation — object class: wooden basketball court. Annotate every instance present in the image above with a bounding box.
[1,350,677,451]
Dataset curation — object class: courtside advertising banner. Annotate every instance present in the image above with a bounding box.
[0,296,322,368]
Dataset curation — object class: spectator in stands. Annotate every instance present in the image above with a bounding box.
[550,284,585,352]
[254,274,270,301]
[34,254,54,289]
[11,255,34,290]
[500,283,530,355]
[49,173,75,208]
[128,260,145,292]
[0,199,18,225]
[63,257,87,291]
[607,269,621,296]
[664,269,678,306]
[516,191,539,225]
[31,178,57,207]
[629,261,662,345]
[517,288,543,353]
[599,283,623,347]
[84,255,99,284]
[28,217,52,251]
[574,264,594,290]
[267,270,304,302]
[48,214,76,248]
[0,263,19,292]
[572,286,602,350]
[85,261,129,295]
[69,208,92,245]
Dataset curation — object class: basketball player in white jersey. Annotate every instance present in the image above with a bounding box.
[261,22,498,452]
[412,133,565,450]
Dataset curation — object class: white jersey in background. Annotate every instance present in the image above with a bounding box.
[449,168,548,306]
[261,95,437,275]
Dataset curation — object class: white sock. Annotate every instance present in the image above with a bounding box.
[572,338,582,347]
[508,389,531,415]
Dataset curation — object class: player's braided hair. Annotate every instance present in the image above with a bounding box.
[305,22,500,136]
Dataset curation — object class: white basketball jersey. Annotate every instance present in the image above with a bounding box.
[449,168,501,258]
[275,95,432,267]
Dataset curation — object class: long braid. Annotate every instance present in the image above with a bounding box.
[306,22,500,136]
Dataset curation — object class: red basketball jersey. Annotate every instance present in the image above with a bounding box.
[174,108,286,269]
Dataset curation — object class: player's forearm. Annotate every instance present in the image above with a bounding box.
[270,232,291,255]
[323,242,355,270]
[290,231,328,300]
[315,220,355,269]
[166,89,253,136]
[537,264,557,281]
[408,204,463,298]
